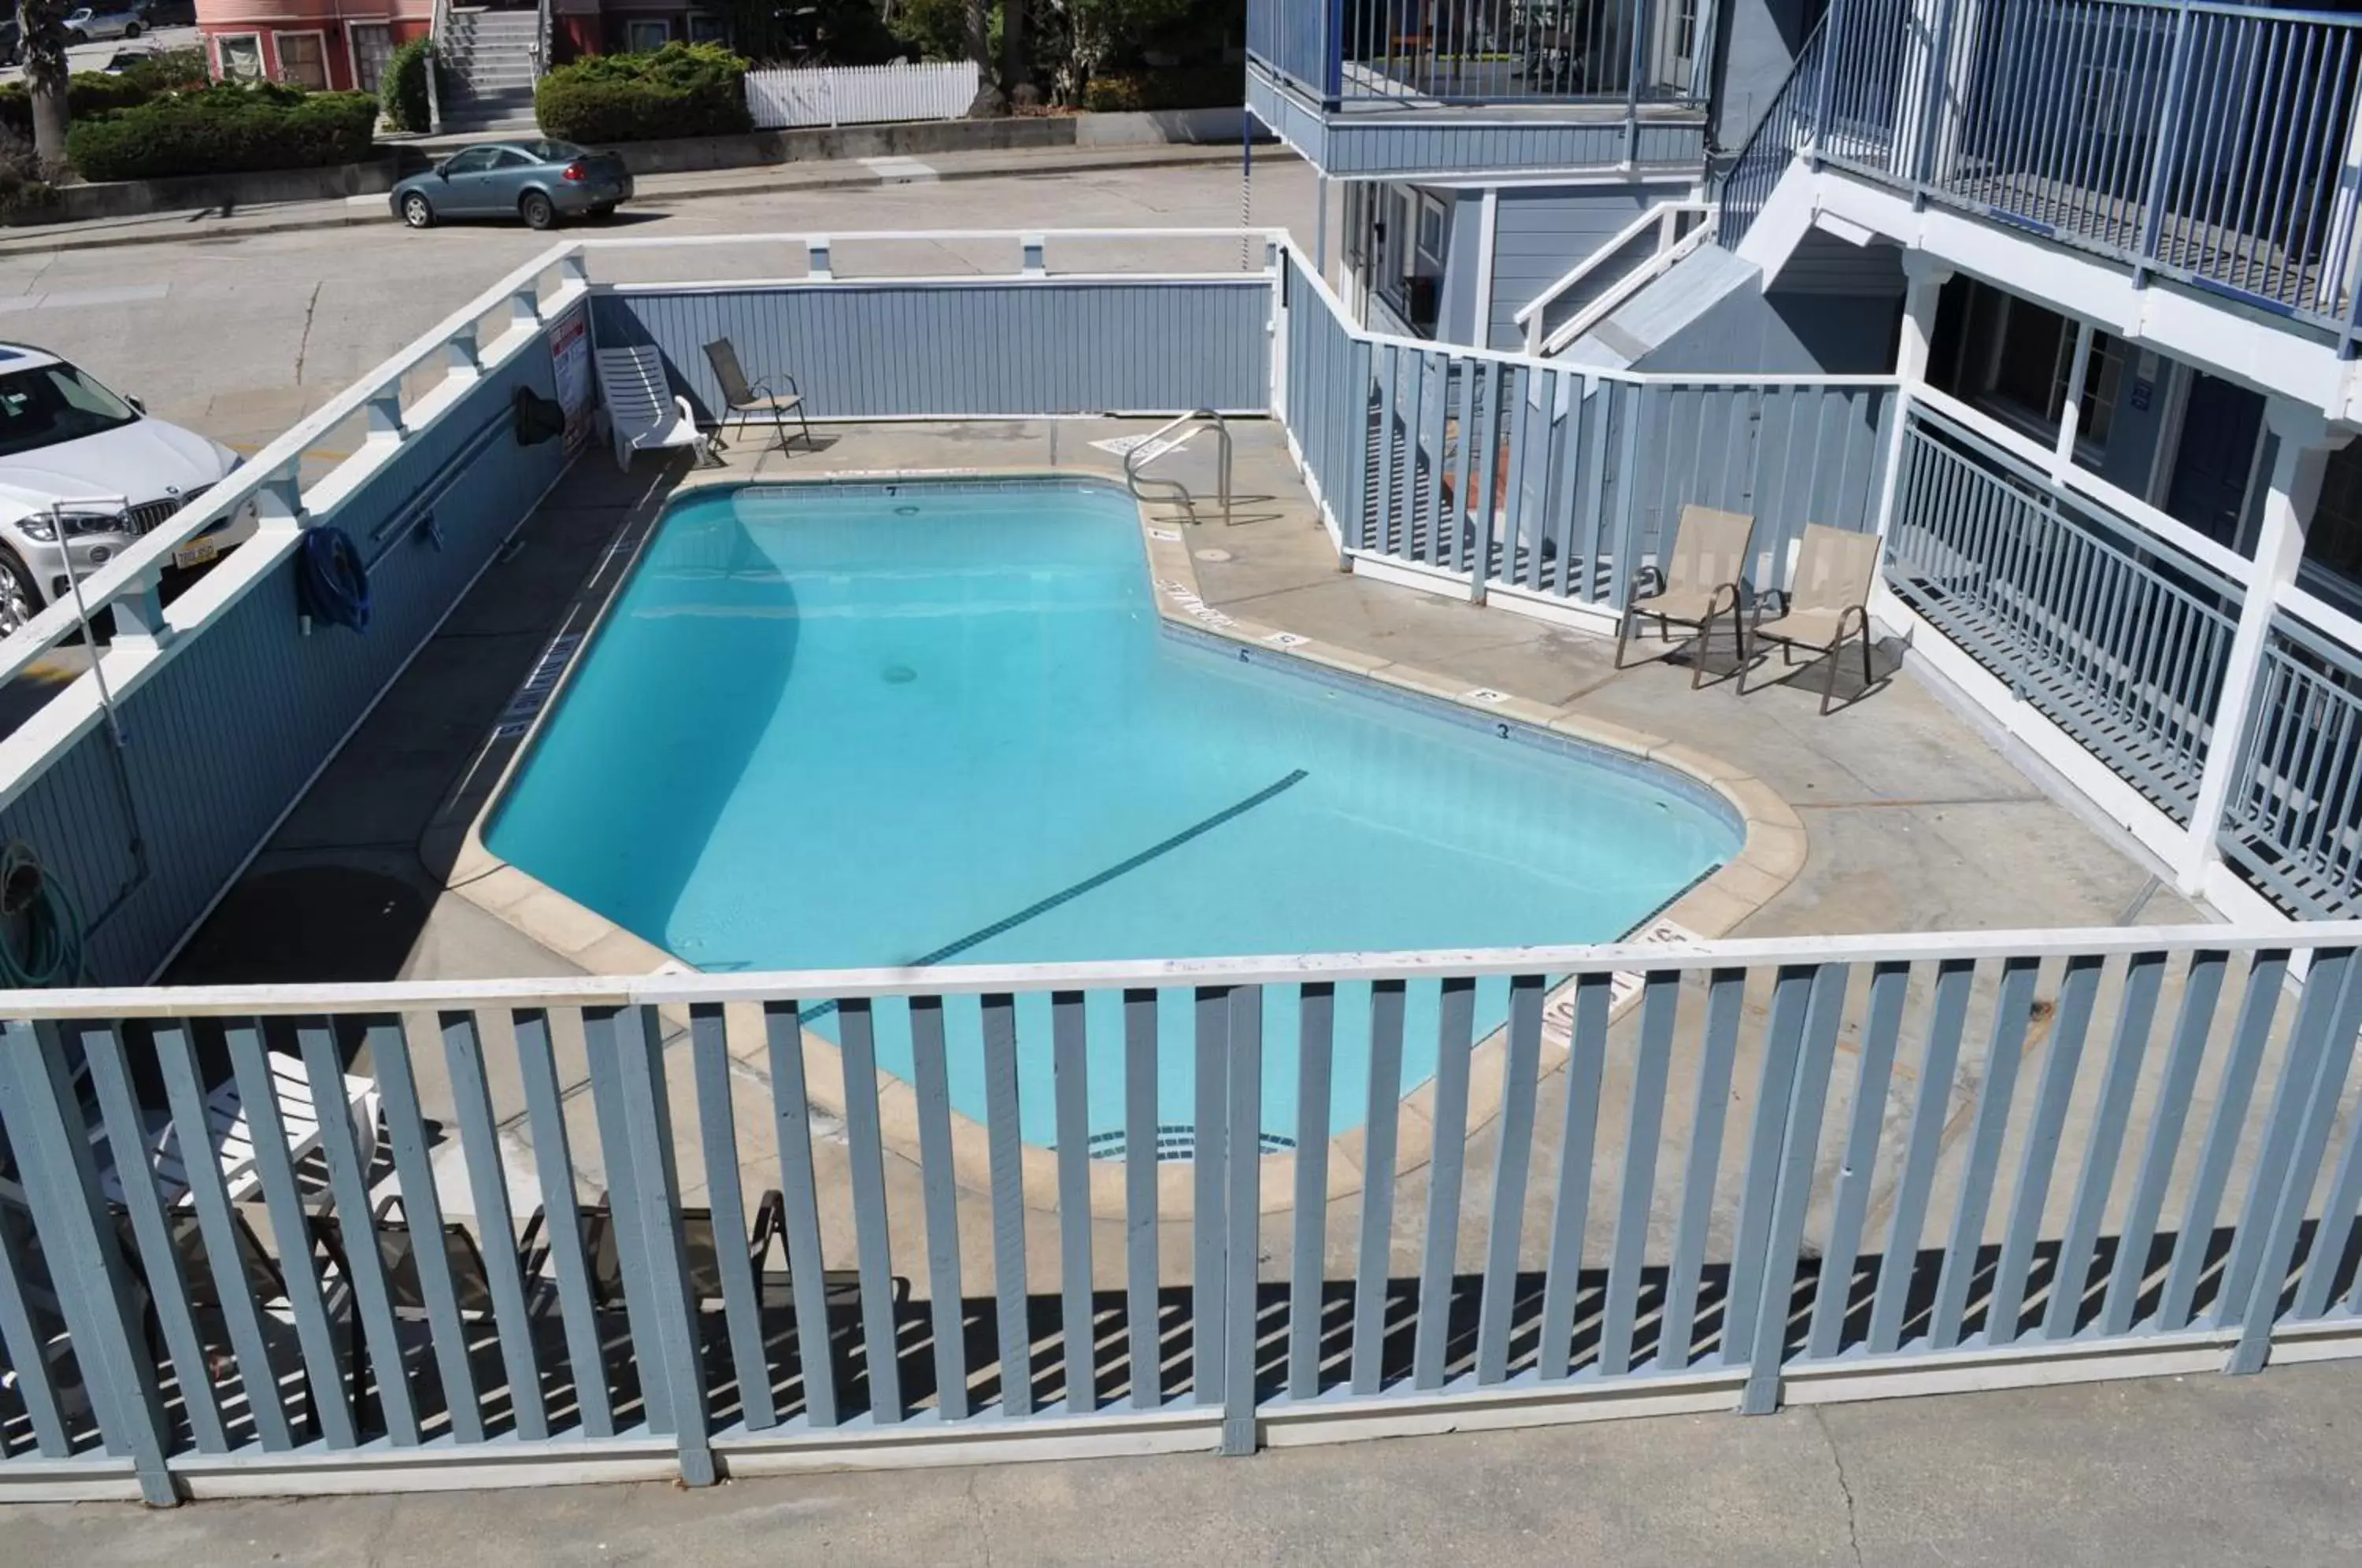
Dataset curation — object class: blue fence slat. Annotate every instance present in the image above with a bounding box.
[1538,974,1612,1381]
[1804,961,1910,1361]
[0,1021,171,1499]
[1927,956,2042,1351]
[1474,974,1546,1385]
[1986,953,2105,1344]
[1599,974,1679,1377]
[0,1169,72,1457]
[284,1018,413,1448]
[1740,963,1849,1414]
[76,1019,230,1453]
[2158,950,2291,1329]
[512,1008,614,1439]
[1051,991,1096,1415]
[1220,985,1263,1456]
[908,997,970,1422]
[1411,977,1477,1391]
[980,993,1032,1417]
[2043,952,2168,1341]
[1867,958,1975,1355]
[835,1000,902,1427]
[1349,979,1406,1395]
[1123,989,1161,1411]
[1193,986,1231,1409]
[1656,969,1746,1371]
[150,1020,295,1452]
[439,1011,549,1440]
[761,1000,839,1429]
[1722,966,1817,1370]
[1289,982,1337,1401]
[222,1019,355,1450]
[687,1004,776,1432]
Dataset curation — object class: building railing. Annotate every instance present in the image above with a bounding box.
[1515,198,1712,355]
[2221,608,2362,917]
[5,926,2362,1499]
[1883,405,2245,824]
[1716,0,2362,348]
[1248,0,1716,109]
[1281,252,1896,618]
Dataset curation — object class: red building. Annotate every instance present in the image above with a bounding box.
[198,0,433,94]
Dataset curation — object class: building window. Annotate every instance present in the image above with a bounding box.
[626,18,670,51]
[273,31,328,91]
[2303,443,2362,608]
[216,32,265,82]
[686,12,727,43]
[1416,194,1446,268]
[349,22,394,94]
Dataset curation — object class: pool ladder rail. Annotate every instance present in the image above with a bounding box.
[1124,409,1233,527]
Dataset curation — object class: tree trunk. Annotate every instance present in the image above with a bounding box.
[1001,0,1030,105]
[964,0,1005,116]
[19,0,68,168]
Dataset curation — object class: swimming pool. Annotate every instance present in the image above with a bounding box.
[487,479,1741,1148]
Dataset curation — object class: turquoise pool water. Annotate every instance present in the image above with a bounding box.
[487,480,1738,1148]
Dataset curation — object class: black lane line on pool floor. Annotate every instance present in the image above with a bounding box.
[797,768,1311,1023]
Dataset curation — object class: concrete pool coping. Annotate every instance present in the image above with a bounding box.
[423,456,1809,1219]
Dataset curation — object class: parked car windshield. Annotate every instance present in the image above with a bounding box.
[0,362,139,458]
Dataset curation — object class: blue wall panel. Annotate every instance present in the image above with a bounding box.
[591,281,1273,420]
[0,345,568,983]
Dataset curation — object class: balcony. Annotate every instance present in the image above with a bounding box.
[1723,0,2362,357]
[1247,0,1713,177]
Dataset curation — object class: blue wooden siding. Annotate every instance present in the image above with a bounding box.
[0,347,567,983]
[1488,183,1690,349]
[590,281,1272,420]
[1248,66,1708,180]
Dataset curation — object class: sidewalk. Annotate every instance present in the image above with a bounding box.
[0,142,1270,258]
[6,1359,2359,1564]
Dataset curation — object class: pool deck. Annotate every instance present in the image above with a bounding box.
[163,417,2231,1333]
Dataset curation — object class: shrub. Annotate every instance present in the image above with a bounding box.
[114,47,210,95]
[535,43,752,143]
[0,71,158,139]
[380,37,433,132]
[1081,65,1239,113]
[65,84,379,182]
[0,128,57,224]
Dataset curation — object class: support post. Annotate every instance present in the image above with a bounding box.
[0,1022,177,1505]
[444,324,480,380]
[108,569,172,652]
[2053,319,2096,469]
[1868,253,1950,542]
[365,386,405,448]
[2181,401,2353,896]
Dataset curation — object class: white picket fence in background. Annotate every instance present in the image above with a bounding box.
[744,60,980,129]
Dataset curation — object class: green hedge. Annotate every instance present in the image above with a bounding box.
[535,43,752,144]
[0,72,157,139]
[381,37,433,133]
[1081,66,1241,113]
[65,84,379,183]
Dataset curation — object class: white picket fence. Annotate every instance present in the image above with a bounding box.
[744,60,980,129]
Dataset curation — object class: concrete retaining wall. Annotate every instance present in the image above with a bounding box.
[32,156,404,224]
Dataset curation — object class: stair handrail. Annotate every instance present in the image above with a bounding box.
[532,0,553,84]
[1512,199,1712,355]
[1712,11,1831,252]
[424,0,449,133]
[1538,219,1714,357]
[1124,409,1233,528]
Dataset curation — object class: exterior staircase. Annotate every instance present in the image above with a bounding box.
[437,7,542,133]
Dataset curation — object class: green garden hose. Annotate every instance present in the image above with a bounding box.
[0,841,86,989]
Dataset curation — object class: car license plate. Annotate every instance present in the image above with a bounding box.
[172,537,220,569]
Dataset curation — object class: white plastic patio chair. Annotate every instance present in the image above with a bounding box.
[595,345,716,472]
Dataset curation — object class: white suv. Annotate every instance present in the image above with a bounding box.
[0,344,254,636]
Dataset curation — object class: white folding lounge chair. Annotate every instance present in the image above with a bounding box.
[594,345,714,473]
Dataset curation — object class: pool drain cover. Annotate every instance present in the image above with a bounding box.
[882,663,917,685]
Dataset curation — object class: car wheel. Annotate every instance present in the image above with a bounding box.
[400,191,435,230]
[122,21,139,36]
[519,190,557,231]
[0,549,40,639]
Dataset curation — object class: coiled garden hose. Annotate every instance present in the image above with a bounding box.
[297,526,372,633]
[0,841,85,989]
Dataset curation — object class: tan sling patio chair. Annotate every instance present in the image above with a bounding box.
[1612,503,1757,688]
[1744,522,1886,714]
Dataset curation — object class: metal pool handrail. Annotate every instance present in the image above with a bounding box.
[1124,409,1235,528]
